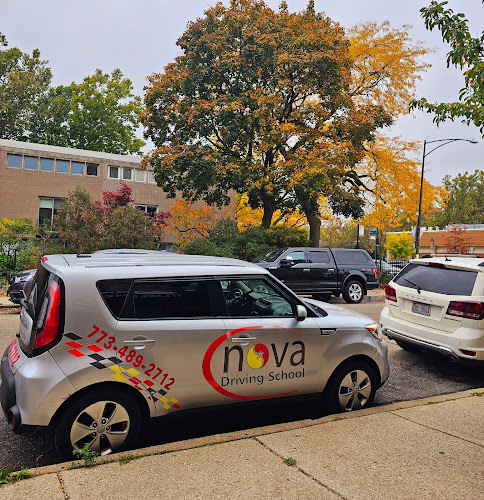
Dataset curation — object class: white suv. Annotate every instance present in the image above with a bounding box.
[381,255,484,364]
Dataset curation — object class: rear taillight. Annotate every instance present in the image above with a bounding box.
[373,268,378,280]
[33,280,62,350]
[385,284,397,302]
[446,301,484,320]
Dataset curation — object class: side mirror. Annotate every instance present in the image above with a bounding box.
[295,305,307,321]
[279,258,293,268]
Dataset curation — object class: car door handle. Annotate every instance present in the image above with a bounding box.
[328,268,335,272]
[231,336,257,343]
[124,339,155,346]
[303,269,310,272]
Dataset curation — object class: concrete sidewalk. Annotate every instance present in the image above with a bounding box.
[1,388,482,500]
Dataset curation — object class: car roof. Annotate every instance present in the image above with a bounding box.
[409,255,484,272]
[40,252,266,279]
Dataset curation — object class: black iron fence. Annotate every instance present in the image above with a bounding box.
[0,249,17,283]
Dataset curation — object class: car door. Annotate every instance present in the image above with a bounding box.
[209,276,322,402]
[113,278,228,416]
[307,249,338,291]
[271,249,310,292]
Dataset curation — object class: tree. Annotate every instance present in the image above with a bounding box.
[55,185,168,253]
[0,32,52,139]
[384,233,414,259]
[142,0,391,246]
[348,21,430,118]
[426,170,484,227]
[410,1,484,134]
[444,224,471,254]
[28,69,144,154]
[358,135,447,230]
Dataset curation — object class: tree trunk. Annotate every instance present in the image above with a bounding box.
[260,189,276,229]
[307,213,321,247]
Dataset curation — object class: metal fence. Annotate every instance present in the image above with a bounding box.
[0,249,17,283]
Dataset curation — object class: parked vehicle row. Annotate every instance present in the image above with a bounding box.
[1,251,389,459]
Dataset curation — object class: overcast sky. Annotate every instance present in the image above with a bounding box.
[2,0,483,186]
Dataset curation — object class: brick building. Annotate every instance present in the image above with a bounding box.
[0,139,231,247]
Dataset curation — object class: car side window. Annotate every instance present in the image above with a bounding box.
[123,280,213,319]
[284,251,306,264]
[219,278,294,318]
[308,251,330,264]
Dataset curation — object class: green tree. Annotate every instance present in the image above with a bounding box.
[28,69,144,154]
[0,32,52,139]
[410,1,484,134]
[384,233,414,259]
[426,170,484,227]
[55,186,166,253]
[142,0,390,246]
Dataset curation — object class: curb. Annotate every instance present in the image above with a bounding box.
[26,387,483,478]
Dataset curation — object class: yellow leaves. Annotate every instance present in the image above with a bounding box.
[348,21,431,117]
[165,199,232,251]
[359,135,447,230]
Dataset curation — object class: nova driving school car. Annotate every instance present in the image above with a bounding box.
[0,252,389,459]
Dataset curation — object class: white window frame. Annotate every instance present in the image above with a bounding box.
[108,165,120,179]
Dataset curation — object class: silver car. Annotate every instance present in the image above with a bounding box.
[0,252,389,459]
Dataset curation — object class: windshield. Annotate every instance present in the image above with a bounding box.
[394,263,477,295]
[253,248,286,263]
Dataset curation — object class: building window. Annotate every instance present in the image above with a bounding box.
[72,161,84,175]
[122,167,133,181]
[24,156,38,170]
[148,171,156,183]
[135,168,146,182]
[38,197,64,226]
[108,166,120,179]
[56,160,69,174]
[135,204,158,216]
[86,163,98,176]
[40,158,54,172]
[7,154,22,168]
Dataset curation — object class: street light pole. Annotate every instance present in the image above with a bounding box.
[414,138,478,258]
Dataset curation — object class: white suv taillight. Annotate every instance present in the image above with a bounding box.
[446,301,484,320]
[385,284,397,302]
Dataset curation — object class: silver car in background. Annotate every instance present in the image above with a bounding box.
[1,252,389,459]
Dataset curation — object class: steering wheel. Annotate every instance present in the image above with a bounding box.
[225,288,243,300]
[253,284,269,294]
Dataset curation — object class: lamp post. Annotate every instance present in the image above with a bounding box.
[415,138,478,257]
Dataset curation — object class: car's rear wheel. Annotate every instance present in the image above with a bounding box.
[325,360,376,413]
[54,388,141,460]
[395,340,421,353]
[342,280,364,303]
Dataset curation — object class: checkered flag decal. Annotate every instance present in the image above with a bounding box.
[63,332,120,369]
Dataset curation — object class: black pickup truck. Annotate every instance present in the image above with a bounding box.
[254,247,378,303]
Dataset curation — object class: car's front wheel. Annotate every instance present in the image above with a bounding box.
[54,387,142,460]
[325,360,377,413]
[342,280,364,303]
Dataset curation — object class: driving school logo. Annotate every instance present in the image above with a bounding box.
[202,325,305,401]
[246,344,269,369]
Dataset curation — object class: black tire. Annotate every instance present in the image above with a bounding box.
[312,293,331,302]
[342,280,364,304]
[325,360,377,413]
[54,387,142,460]
[395,340,421,353]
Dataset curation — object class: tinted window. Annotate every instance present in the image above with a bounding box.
[220,278,293,317]
[334,251,370,265]
[40,158,54,172]
[309,251,330,264]
[72,162,84,175]
[394,264,477,295]
[86,163,98,176]
[253,248,286,263]
[97,279,132,317]
[24,156,38,170]
[127,280,212,319]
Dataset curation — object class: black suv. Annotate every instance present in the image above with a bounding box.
[254,247,378,303]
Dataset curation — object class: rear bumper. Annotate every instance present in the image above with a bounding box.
[381,307,484,364]
[0,348,16,417]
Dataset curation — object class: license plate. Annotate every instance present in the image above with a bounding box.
[412,301,430,316]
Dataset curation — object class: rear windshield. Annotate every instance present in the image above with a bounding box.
[394,263,477,295]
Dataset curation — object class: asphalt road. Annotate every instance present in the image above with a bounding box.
[0,302,483,472]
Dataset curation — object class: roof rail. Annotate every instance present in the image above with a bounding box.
[420,254,481,259]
